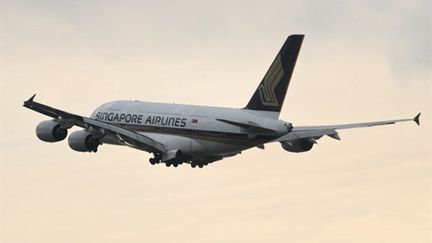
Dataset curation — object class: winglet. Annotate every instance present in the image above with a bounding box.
[413,112,421,126]
[23,94,36,107]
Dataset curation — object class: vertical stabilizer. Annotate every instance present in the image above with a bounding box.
[245,35,304,115]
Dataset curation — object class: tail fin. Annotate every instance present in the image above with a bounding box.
[245,34,304,114]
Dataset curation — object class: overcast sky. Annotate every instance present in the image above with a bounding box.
[1,0,431,242]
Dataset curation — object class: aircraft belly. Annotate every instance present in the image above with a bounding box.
[189,138,249,156]
[141,133,249,157]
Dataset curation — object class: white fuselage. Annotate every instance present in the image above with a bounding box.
[90,100,288,159]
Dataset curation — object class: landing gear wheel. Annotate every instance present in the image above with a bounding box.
[198,164,204,168]
[150,152,162,165]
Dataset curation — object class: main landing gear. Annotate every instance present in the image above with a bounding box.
[165,161,183,167]
[190,161,208,168]
[148,153,209,168]
[148,153,184,167]
[149,152,162,165]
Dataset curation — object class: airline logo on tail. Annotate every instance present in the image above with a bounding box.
[245,35,304,113]
[258,54,284,107]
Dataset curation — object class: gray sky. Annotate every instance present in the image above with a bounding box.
[1,0,431,242]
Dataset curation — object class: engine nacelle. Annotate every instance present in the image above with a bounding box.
[68,130,100,152]
[281,139,315,153]
[36,120,68,142]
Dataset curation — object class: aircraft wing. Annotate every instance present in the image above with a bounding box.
[277,114,421,142]
[23,95,167,153]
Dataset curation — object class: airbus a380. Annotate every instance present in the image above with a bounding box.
[24,34,420,168]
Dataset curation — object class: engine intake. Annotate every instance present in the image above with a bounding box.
[68,130,100,152]
[281,139,315,153]
[36,120,68,142]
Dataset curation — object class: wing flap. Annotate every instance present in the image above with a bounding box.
[82,118,167,152]
[276,129,338,142]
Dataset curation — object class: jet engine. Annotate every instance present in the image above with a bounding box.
[281,139,315,153]
[68,130,100,152]
[36,120,68,142]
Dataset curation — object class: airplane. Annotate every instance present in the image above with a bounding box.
[23,34,421,168]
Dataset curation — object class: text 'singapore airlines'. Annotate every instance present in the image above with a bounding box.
[95,112,188,128]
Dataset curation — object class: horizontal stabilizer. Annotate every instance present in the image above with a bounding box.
[216,118,277,132]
